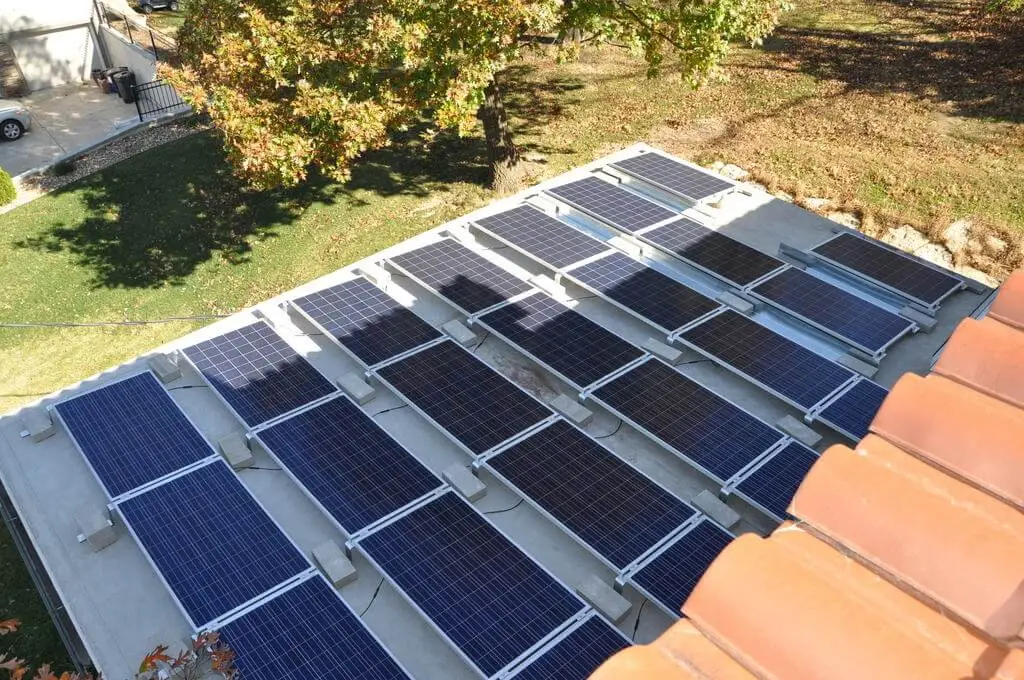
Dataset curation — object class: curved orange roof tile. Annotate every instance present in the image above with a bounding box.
[989,270,1024,330]
[592,621,755,679]
[934,316,1024,409]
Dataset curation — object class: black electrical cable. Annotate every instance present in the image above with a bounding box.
[371,404,408,417]
[167,384,209,391]
[593,419,623,440]
[471,332,490,353]
[484,499,525,515]
[632,599,649,641]
[360,576,386,616]
[241,466,283,472]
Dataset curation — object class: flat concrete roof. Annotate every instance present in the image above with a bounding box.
[0,144,991,679]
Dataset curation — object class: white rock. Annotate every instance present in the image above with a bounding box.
[957,265,999,288]
[984,235,1008,255]
[773,191,794,202]
[882,225,929,253]
[719,163,750,181]
[804,197,833,211]
[827,211,861,230]
[942,219,972,254]
[913,243,955,270]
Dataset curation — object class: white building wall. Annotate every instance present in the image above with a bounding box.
[0,0,99,90]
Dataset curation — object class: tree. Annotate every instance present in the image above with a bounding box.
[0,618,92,680]
[165,0,787,190]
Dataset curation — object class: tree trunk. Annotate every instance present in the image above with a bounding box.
[478,75,520,192]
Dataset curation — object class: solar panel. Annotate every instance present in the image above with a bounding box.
[474,204,611,270]
[812,233,961,306]
[489,421,696,569]
[818,379,889,440]
[358,492,584,677]
[592,360,784,482]
[610,153,734,201]
[641,217,783,287]
[751,269,914,354]
[389,239,532,314]
[183,321,336,427]
[117,461,310,628]
[292,278,441,366]
[219,576,410,680]
[631,520,733,616]
[375,341,551,455]
[54,372,215,498]
[546,176,677,233]
[256,397,442,533]
[679,310,856,409]
[734,441,819,520]
[478,295,644,389]
[569,252,719,332]
[512,615,630,680]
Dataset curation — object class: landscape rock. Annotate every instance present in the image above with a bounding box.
[713,163,749,181]
[913,243,955,270]
[804,197,834,212]
[984,235,1008,255]
[957,265,999,288]
[966,238,984,254]
[827,211,860,230]
[773,190,794,202]
[882,225,929,253]
[942,219,972,254]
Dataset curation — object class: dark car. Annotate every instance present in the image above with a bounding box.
[137,0,179,13]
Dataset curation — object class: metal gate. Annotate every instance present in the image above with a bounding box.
[132,78,190,122]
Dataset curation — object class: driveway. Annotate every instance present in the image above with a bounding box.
[0,83,142,177]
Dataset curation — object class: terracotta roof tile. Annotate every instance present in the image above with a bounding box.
[934,316,1024,409]
[592,621,756,679]
[989,270,1024,330]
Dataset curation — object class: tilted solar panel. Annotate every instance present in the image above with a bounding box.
[183,321,336,427]
[592,359,784,481]
[219,576,410,680]
[546,176,677,233]
[292,278,441,366]
[256,397,442,533]
[116,461,310,628]
[512,614,630,680]
[489,421,696,569]
[474,204,611,270]
[54,372,215,498]
[818,379,889,441]
[734,441,819,520]
[389,239,532,314]
[478,294,644,389]
[375,341,551,455]
[358,492,584,677]
[610,153,734,201]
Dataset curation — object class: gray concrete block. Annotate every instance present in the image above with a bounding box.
[442,320,477,347]
[693,490,741,530]
[836,353,878,378]
[338,372,376,405]
[529,274,565,297]
[443,464,487,502]
[218,434,254,469]
[356,264,391,288]
[549,394,593,426]
[608,235,643,257]
[313,541,358,588]
[715,291,755,315]
[147,354,181,384]
[775,415,823,448]
[21,406,55,443]
[899,305,937,332]
[77,509,117,552]
[778,242,817,265]
[642,338,683,365]
[576,575,631,624]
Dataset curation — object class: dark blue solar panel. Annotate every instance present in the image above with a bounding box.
[359,492,584,677]
[631,520,732,616]
[641,217,783,287]
[513,615,630,680]
[818,379,889,440]
[256,397,442,533]
[546,177,677,233]
[680,310,856,409]
[474,204,611,270]
[592,360,783,481]
[292,278,441,366]
[55,372,215,498]
[376,341,551,455]
[479,295,644,388]
[183,321,336,427]
[752,269,914,353]
[568,252,719,332]
[389,239,532,314]
[117,461,309,627]
[610,153,734,201]
[735,441,819,520]
[490,421,696,569]
[219,576,409,680]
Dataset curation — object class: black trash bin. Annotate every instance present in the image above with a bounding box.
[112,69,136,104]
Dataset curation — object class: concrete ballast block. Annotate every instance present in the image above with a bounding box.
[608,235,643,257]
[643,338,683,365]
[21,406,55,442]
[576,575,631,623]
[218,434,254,469]
[77,509,117,552]
[836,353,878,378]
[443,464,487,502]
[442,320,477,347]
[356,264,391,288]
[338,372,376,405]
[549,394,593,426]
[899,305,937,332]
[693,490,741,529]
[313,541,358,588]
[147,354,181,384]
[715,291,755,315]
[778,243,817,266]
[775,415,823,448]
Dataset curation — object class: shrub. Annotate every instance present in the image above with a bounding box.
[0,168,15,206]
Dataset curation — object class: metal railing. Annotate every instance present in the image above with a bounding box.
[95,1,179,64]
[133,78,190,121]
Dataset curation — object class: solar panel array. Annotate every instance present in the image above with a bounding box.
[610,153,734,201]
[734,441,820,520]
[474,204,611,270]
[292,278,441,367]
[55,372,215,498]
[512,615,630,680]
[546,176,677,233]
[818,379,890,441]
[478,294,644,389]
[183,321,336,427]
[359,492,585,677]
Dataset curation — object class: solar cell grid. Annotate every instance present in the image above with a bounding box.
[474,204,611,270]
[219,576,410,680]
[389,239,532,314]
[359,492,584,677]
[292,278,441,366]
[680,310,855,409]
[183,321,336,427]
[592,360,783,481]
[376,341,551,455]
[819,379,889,441]
[479,295,644,388]
[752,268,915,353]
[489,420,696,569]
[610,153,734,201]
[55,372,215,498]
[569,252,719,332]
[513,615,630,680]
[117,461,310,628]
[256,397,442,533]
[735,441,819,520]
[641,217,783,287]
[546,176,677,233]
